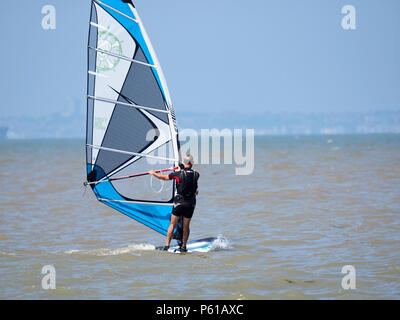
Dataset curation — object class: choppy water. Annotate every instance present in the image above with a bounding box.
[0,135,399,299]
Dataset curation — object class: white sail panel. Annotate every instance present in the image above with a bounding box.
[90,3,136,164]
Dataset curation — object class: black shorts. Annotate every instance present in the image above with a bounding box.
[172,203,195,219]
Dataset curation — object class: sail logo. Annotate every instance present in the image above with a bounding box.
[97,29,123,72]
[94,117,108,130]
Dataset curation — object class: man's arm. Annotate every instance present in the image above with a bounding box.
[148,170,170,181]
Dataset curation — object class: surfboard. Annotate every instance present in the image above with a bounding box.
[156,237,219,253]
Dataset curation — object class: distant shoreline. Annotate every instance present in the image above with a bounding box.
[1,132,399,141]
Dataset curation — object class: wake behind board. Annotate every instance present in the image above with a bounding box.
[156,237,218,253]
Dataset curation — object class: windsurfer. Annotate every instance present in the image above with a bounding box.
[148,154,199,252]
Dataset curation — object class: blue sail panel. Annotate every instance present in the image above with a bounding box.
[94,180,173,235]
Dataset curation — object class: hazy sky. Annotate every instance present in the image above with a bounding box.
[0,0,399,117]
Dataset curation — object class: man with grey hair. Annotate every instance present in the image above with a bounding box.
[149,154,199,252]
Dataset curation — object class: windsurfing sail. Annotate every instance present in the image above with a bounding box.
[86,0,180,235]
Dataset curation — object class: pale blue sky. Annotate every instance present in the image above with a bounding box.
[0,0,399,117]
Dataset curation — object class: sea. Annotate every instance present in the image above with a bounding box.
[0,134,399,299]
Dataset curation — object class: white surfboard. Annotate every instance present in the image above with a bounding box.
[157,237,219,253]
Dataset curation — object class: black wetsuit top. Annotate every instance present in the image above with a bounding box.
[168,168,200,206]
[168,168,200,232]
[169,168,200,242]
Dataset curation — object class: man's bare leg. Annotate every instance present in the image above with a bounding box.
[182,217,191,248]
[166,214,180,247]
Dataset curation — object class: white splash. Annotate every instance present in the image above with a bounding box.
[210,235,232,251]
[0,250,15,256]
[64,244,155,256]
